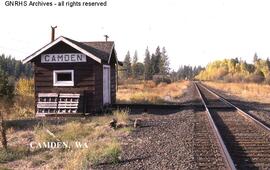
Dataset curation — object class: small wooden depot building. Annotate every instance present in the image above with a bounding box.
[22,36,119,116]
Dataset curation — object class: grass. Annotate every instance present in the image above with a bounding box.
[34,125,58,143]
[0,105,131,169]
[1,110,131,169]
[205,81,270,103]
[58,121,94,141]
[1,78,150,169]
[113,109,129,124]
[100,140,121,164]
[117,80,189,104]
[0,147,29,163]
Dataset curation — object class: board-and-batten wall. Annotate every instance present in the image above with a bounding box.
[33,41,116,113]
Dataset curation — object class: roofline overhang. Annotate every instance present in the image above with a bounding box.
[22,36,102,64]
[108,43,119,65]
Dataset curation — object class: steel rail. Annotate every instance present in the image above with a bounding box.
[199,82,270,133]
[194,82,236,170]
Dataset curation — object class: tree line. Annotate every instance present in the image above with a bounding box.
[171,65,204,81]
[0,54,33,80]
[0,51,203,84]
[120,47,202,82]
[121,46,170,80]
[196,53,270,83]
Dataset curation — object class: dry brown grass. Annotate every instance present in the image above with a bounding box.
[1,110,131,169]
[117,80,190,104]
[205,81,270,103]
[113,109,129,124]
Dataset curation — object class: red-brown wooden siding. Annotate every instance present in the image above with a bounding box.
[32,41,116,113]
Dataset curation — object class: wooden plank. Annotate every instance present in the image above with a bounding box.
[35,78,53,82]
[35,81,95,88]
[37,102,57,104]
[76,82,95,86]
[58,103,79,106]
[36,89,94,94]
[38,93,58,97]
[37,105,57,108]
[35,82,96,88]
[35,82,53,86]
[58,102,78,104]
[59,94,80,98]
[36,92,82,114]
[37,103,57,108]
[58,107,78,109]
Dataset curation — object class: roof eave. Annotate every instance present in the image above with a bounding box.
[22,37,102,64]
[108,43,119,65]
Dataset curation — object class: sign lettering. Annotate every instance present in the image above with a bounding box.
[41,53,87,63]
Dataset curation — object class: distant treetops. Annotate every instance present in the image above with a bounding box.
[120,46,203,82]
[0,54,33,81]
[121,46,170,80]
[196,53,270,83]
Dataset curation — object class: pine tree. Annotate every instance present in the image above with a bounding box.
[253,53,259,63]
[123,51,132,78]
[132,51,138,78]
[15,62,22,78]
[136,62,144,78]
[153,46,161,74]
[0,54,33,79]
[150,54,156,76]
[144,47,152,80]
[159,47,170,75]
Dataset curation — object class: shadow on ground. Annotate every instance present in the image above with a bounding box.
[6,96,270,130]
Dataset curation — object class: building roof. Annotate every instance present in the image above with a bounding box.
[22,36,117,64]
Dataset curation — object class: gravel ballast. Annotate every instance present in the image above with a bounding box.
[203,83,270,127]
[95,83,229,169]
[96,109,196,170]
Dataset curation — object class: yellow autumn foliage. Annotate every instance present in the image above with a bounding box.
[15,78,34,97]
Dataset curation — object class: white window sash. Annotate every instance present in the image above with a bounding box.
[53,70,74,86]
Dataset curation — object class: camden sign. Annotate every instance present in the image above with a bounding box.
[41,53,87,63]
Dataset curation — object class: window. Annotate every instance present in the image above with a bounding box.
[53,70,74,86]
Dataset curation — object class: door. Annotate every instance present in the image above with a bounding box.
[103,65,111,105]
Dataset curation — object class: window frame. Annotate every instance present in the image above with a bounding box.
[53,70,74,86]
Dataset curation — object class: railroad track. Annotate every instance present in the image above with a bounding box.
[194,82,270,170]
[193,111,228,169]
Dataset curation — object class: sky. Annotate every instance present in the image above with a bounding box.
[1,0,270,70]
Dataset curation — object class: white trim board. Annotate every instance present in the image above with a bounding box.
[53,70,74,86]
[22,36,101,64]
[108,43,116,64]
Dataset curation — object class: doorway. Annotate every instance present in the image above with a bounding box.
[103,65,111,105]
